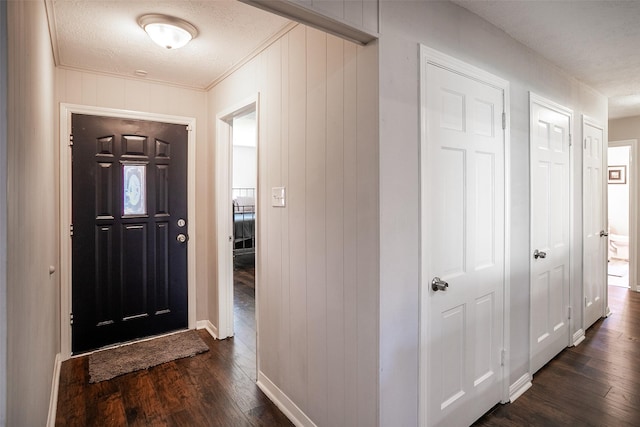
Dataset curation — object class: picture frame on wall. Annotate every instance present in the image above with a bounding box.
[608,165,627,184]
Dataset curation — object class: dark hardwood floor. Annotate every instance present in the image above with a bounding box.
[475,285,640,426]
[56,267,640,426]
[56,253,293,426]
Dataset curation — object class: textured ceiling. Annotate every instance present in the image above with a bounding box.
[452,0,640,119]
[48,0,292,90]
[49,1,640,118]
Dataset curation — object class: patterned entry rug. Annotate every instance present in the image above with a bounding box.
[88,329,209,383]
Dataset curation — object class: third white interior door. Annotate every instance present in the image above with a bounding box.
[529,93,572,375]
[583,117,606,331]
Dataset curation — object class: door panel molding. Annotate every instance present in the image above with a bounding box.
[419,44,511,427]
[59,103,197,359]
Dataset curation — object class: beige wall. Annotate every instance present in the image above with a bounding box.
[208,25,379,426]
[7,1,58,425]
[55,69,210,322]
[378,1,608,424]
[610,115,640,143]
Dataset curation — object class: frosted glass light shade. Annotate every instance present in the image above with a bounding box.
[139,14,198,50]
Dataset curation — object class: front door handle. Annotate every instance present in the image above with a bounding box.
[600,230,609,237]
[533,249,547,259]
[431,277,449,292]
[176,233,188,243]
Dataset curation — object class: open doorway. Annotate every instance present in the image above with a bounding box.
[214,96,259,376]
[230,110,258,374]
[608,141,636,289]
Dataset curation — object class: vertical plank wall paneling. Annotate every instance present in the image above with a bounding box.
[6,1,58,425]
[325,34,346,427]
[305,27,328,427]
[209,25,378,426]
[286,25,309,411]
[55,69,209,322]
[342,40,360,427]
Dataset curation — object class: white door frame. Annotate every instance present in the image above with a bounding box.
[608,139,638,294]
[418,44,512,426]
[59,103,197,360]
[528,93,574,373]
[215,94,259,340]
[582,115,608,331]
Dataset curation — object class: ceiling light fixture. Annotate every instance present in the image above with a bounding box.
[138,14,198,50]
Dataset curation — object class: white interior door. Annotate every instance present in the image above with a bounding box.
[583,118,606,330]
[421,47,507,427]
[529,94,572,375]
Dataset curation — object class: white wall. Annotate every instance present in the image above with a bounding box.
[6,1,58,425]
[378,1,607,425]
[208,24,379,426]
[0,1,7,424]
[55,69,210,321]
[232,113,258,189]
[608,146,630,236]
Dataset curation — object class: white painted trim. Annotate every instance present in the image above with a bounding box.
[528,93,574,375]
[257,371,317,427]
[196,320,219,339]
[46,353,62,427]
[582,116,608,327]
[508,373,532,403]
[239,0,378,45]
[59,103,197,359]
[572,329,586,347]
[418,44,511,426]
[609,139,638,293]
[215,94,259,341]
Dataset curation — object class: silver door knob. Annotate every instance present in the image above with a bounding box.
[533,249,547,259]
[431,277,449,292]
[176,233,188,243]
[600,230,609,237]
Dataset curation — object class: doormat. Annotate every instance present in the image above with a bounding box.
[88,330,209,383]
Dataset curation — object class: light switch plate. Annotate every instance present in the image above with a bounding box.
[272,186,285,207]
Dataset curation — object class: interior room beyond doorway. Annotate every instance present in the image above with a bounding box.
[608,144,631,288]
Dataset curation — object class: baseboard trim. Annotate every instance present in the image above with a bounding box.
[509,373,532,403]
[572,329,586,347]
[257,371,316,427]
[46,353,62,427]
[197,320,218,339]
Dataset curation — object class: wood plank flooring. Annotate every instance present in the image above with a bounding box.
[56,254,292,426]
[56,267,640,426]
[475,285,640,426]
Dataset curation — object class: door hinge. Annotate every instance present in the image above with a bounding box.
[69,134,74,146]
[186,125,193,132]
[502,112,506,130]
[567,306,572,320]
[70,224,74,237]
[70,312,74,325]
[500,349,506,367]
[584,138,588,150]
[569,134,572,147]
[585,296,588,307]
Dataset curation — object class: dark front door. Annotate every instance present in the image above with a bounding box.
[71,114,188,353]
